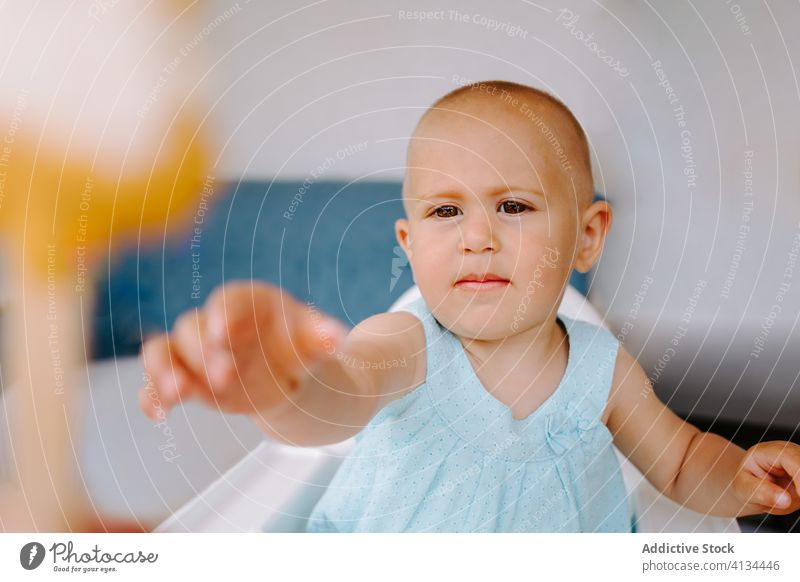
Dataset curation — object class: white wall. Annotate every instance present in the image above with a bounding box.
[196,0,800,426]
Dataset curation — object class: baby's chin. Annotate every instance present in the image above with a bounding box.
[430,305,517,342]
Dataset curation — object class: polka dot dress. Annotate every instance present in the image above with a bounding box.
[306,296,634,532]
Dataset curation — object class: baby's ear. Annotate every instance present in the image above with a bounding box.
[574,200,612,273]
[395,218,412,259]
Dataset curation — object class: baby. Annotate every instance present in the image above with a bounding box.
[140,80,800,532]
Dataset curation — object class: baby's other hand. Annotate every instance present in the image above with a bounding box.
[733,440,800,516]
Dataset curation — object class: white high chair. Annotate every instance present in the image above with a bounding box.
[156,286,740,533]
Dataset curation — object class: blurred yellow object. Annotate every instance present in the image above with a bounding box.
[0,0,214,531]
[0,114,209,276]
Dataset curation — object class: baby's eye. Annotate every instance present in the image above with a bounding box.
[432,205,461,218]
[499,200,531,215]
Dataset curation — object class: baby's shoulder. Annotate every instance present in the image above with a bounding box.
[347,309,427,404]
[352,309,426,359]
[601,343,650,426]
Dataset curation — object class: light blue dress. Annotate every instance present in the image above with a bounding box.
[306,296,635,532]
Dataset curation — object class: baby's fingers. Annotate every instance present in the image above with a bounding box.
[139,334,193,418]
[204,281,274,352]
[171,307,224,388]
[746,441,800,497]
[738,471,795,513]
[776,446,800,497]
[138,385,163,422]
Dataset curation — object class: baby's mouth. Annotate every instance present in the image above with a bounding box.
[454,273,511,291]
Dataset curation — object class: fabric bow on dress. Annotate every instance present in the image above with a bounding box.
[544,402,600,456]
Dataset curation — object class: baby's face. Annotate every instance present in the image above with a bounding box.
[396,96,594,340]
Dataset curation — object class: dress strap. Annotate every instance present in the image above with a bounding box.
[556,315,620,421]
[395,296,443,385]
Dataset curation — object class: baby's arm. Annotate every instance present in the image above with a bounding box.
[139,281,425,447]
[605,346,800,517]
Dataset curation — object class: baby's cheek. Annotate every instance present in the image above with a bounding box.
[541,244,564,269]
[515,244,564,284]
[411,256,440,286]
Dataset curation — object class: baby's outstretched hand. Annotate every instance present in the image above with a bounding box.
[733,440,800,516]
[138,281,348,419]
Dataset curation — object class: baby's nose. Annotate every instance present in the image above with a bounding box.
[460,213,498,253]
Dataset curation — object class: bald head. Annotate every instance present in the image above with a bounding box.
[405,80,594,209]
